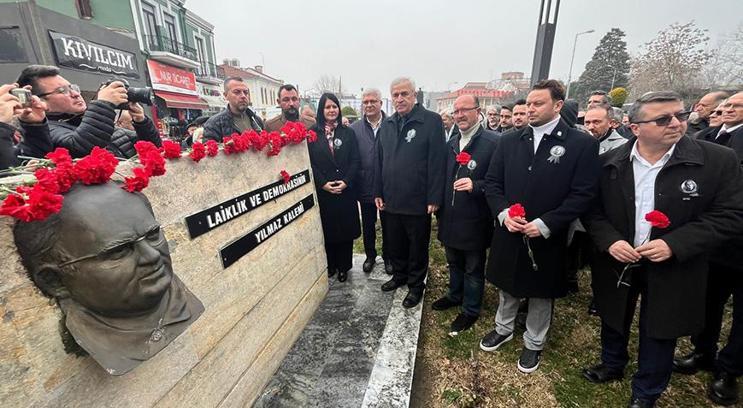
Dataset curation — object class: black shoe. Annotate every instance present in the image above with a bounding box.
[328,267,337,278]
[381,278,406,292]
[431,297,462,311]
[402,289,423,308]
[582,363,624,383]
[709,371,739,406]
[384,259,393,275]
[362,257,375,273]
[479,330,513,352]
[338,269,348,282]
[628,397,654,408]
[449,313,478,336]
[672,351,715,375]
[587,299,599,316]
[517,348,542,373]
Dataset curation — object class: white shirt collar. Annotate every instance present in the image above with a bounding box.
[721,123,743,133]
[629,141,676,167]
[529,115,561,137]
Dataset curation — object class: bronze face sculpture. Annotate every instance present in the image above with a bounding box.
[14,183,204,375]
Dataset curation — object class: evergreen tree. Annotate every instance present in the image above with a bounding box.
[573,28,631,105]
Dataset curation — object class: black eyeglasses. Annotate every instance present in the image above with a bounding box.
[633,111,691,127]
[58,225,164,267]
[711,110,723,116]
[36,84,81,98]
[452,106,480,115]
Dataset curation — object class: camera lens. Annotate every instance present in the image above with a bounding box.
[127,87,154,106]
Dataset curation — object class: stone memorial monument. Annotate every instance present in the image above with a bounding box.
[0,139,328,407]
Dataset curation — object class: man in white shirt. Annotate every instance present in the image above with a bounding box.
[582,91,743,408]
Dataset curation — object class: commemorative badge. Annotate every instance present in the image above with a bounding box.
[333,138,343,148]
[680,179,698,195]
[467,160,477,171]
[405,129,416,143]
[547,145,566,164]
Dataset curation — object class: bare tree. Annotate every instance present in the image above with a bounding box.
[629,21,713,99]
[313,74,344,94]
[701,23,743,88]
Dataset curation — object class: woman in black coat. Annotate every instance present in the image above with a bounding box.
[308,93,361,282]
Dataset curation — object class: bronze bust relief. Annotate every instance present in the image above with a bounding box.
[14,183,204,375]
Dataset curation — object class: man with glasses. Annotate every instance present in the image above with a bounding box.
[582,91,743,408]
[674,91,743,406]
[686,91,731,137]
[13,183,204,375]
[203,77,264,142]
[484,105,500,131]
[350,88,390,273]
[265,84,316,132]
[17,65,158,159]
[432,95,499,336]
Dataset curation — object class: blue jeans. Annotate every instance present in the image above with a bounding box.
[444,247,485,317]
[600,269,677,404]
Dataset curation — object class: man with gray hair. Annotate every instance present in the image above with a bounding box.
[375,77,446,308]
[484,105,501,131]
[609,107,633,139]
[350,88,390,273]
[582,91,743,408]
[439,108,456,141]
[686,91,731,136]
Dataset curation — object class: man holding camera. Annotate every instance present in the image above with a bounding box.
[17,65,160,159]
[0,83,53,170]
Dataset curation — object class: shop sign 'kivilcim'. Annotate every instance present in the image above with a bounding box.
[48,31,140,79]
[147,60,198,96]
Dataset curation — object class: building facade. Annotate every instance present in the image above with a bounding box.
[220,61,283,121]
[435,81,516,112]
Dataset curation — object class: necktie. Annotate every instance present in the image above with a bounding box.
[715,129,730,146]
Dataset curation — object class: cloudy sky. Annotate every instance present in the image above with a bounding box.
[186,0,741,95]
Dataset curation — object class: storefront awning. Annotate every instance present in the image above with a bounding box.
[200,94,227,110]
[154,91,209,110]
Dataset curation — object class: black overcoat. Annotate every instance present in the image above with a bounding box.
[307,125,361,244]
[583,136,743,339]
[374,104,447,215]
[484,119,600,298]
[437,127,500,251]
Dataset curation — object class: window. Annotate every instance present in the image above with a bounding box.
[75,0,93,19]
[163,13,178,52]
[142,2,158,48]
[0,27,27,63]
[195,36,207,74]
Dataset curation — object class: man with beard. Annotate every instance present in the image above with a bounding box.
[479,80,600,374]
[496,104,513,133]
[203,77,263,142]
[582,91,743,408]
[350,88,390,273]
[266,84,316,131]
[374,77,446,308]
[484,105,501,131]
[433,94,499,335]
[510,99,528,132]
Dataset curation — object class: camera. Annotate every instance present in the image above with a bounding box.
[101,78,153,110]
[10,88,32,108]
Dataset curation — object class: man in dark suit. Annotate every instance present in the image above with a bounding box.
[686,91,731,137]
[374,77,447,308]
[674,91,743,406]
[478,80,600,374]
[432,94,499,335]
[582,91,743,408]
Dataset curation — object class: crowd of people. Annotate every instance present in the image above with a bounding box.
[2,63,743,408]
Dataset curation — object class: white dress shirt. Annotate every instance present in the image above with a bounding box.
[630,141,675,246]
[718,123,743,138]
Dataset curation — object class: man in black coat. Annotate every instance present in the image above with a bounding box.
[374,77,446,308]
[0,83,53,170]
[479,80,600,374]
[674,91,743,406]
[582,91,743,408]
[203,77,263,142]
[350,88,388,273]
[686,91,731,137]
[17,65,160,159]
[432,95,499,335]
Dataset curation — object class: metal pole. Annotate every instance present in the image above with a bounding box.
[610,67,618,90]
[565,29,594,99]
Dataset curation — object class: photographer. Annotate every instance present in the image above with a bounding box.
[112,105,161,158]
[0,83,53,171]
[17,65,159,159]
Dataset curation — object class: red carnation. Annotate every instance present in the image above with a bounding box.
[307,129,318,143]
[123,166,150,192]
[508,203,526,219]
[33,168,60,194]
[141,150,165,176]
[162,140,182,159]
[280,170,291,184]
[45,147,72,166]
[456,151,472,166]
[134,140,159,157]
[0,184,64,222]
[266,132,284,157]
[190,142,206,162]
[52,162,77,193]
[645,210,670,229]
[205,139,219,157]
[73,147,118,185]
[223,135,238,155]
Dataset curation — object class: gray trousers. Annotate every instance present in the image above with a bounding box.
[494,290,553,351]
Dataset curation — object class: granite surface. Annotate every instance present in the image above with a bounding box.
[255,255,424,408]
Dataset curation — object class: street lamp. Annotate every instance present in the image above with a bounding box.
[565,29,594,99]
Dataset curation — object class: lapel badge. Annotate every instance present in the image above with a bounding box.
[680,179,698,195]
[405,129,416,143]
[557,131,563,137]
[467,160,477,171]
[547,145,566,164]
[333,138,343,148]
